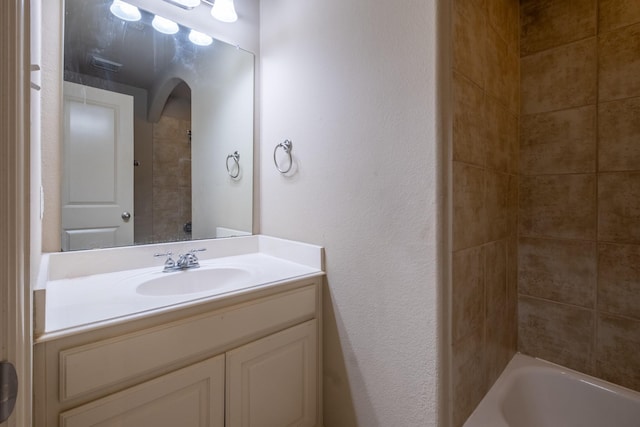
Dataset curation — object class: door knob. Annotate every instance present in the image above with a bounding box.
[0,362,18,423]
[121,212,131,221]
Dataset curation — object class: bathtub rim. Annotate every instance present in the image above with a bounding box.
[463,352,640,427]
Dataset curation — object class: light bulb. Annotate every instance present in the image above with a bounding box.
[211,0,238,23]
[189,30,213,46]
[109,0,141,22]
[152,15,179,35]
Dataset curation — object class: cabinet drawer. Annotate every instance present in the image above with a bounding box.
[59,285,316,401]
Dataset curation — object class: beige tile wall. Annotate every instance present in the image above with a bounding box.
[152,115,192,243]
[450,0,520,425]
[519,0,640,392]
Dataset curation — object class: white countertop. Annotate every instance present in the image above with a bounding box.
[36,236,324,337]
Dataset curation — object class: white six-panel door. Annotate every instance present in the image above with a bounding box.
[62,81,134,251]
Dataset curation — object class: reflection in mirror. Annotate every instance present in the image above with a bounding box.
[62,0,254,251]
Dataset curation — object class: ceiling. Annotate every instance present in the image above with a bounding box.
[64,0,202,95]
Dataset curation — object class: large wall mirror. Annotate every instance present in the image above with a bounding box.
[61,0,254,251]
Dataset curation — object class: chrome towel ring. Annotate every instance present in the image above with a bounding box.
[226,151,240,179]
[273,139,293,174]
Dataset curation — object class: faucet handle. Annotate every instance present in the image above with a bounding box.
[154,251,173,259]
[187,248,206,260]
[154,252,176,271]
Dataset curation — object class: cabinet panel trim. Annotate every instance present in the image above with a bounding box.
[226,320,317,427]
[60,286,316,401]
[59,354,225,427]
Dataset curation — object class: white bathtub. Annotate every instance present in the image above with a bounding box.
[464,353,640,427]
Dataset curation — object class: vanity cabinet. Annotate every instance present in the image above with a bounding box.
[34,278,323,427]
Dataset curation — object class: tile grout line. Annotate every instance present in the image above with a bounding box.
[520,33,597,60]
[520,94,640,119]
[593,0,600,376]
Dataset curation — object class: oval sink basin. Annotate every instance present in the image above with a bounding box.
[136,267,252,296]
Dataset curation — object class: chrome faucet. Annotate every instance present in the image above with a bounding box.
[154,248,206,272]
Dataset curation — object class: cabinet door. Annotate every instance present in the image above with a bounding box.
[59,355,225,427]
[226,320,318,427]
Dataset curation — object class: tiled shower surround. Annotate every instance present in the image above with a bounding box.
[518,0,640,393]
[450,0,520,425]
[151,115,192,243]
[451,0,640,425]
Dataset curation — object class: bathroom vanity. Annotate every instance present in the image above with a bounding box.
[33,236,324,427]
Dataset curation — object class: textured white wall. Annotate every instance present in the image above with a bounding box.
[31,0,43,278]
[40,0,63,252]
[260,1,442,425]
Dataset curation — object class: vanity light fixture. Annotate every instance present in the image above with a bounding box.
[152,15,180,35]
[109,0,141,22]
[161,0,239,24]
[210,0,238,23]
[188,29,213,46]
[163,0,201,9]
